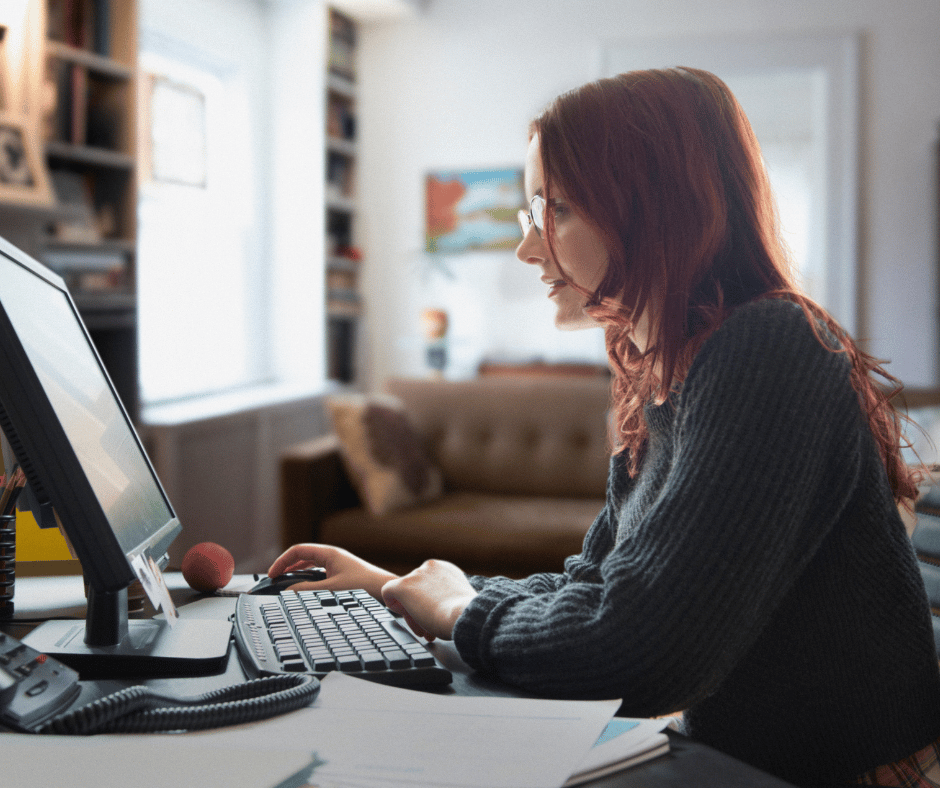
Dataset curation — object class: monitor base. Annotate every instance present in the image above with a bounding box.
[22,618,232,678]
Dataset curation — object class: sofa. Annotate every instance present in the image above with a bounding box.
[280,375,612,577]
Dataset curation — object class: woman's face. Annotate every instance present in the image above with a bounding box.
[516,134,608,331]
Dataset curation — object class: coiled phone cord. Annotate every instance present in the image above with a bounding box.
[35,673,320,735]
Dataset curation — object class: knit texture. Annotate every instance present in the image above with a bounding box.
[452,299,940,787]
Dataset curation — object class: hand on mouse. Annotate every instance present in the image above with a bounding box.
[381,559,477,641]
[268,543,398,600]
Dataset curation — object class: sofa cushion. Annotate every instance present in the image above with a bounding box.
[327,394,443,516]
[320,491,602,577]
[385,377,611,499]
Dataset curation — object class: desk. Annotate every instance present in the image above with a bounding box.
[1,574,795,788]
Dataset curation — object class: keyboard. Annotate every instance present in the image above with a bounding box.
[233,588,452,686]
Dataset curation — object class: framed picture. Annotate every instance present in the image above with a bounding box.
[425,168,524,253]
[146,74,208,188]
[0,112,52,205]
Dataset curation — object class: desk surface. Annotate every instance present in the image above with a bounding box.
[2,574,795,788]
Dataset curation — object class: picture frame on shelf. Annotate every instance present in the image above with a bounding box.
[0,111,52,206]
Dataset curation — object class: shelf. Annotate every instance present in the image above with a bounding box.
[326,7,360,384]
[327,136,357,157]
[327,297,361,316]
[0,0,141,420]
[326,193,357,213]
[46,40,134,80]
[45,236,135,253]
[327,72,356,99]
[45,141,135,170]
[327,255,359,272]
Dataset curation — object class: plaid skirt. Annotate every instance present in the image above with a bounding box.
[853,736,940,787]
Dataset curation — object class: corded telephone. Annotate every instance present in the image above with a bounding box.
[0,631,82,732]
[0,631,319,734]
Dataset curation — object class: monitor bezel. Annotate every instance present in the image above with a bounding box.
[0,236,180,594]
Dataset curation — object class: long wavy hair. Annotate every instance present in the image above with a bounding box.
[531,67,918,503]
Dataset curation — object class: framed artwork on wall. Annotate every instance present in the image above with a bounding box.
[425,168,524,253]
[146,74,208,189]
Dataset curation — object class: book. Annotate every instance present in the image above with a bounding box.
[564,717,675,786]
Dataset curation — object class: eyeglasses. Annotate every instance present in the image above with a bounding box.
[518,194,548,238]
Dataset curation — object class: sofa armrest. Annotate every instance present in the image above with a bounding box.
[280,434,361,551]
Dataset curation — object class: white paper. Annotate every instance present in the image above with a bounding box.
[147,554,179,624]
[181,672,620,788]
[2,673,619,788]
[130,552,178,625]
[0,736,319,788]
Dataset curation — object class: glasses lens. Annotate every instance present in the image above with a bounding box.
[530,196,545,235]
[517,209,530,237]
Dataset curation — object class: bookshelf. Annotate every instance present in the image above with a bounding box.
[0,0,139,419]
[325,7,361,384]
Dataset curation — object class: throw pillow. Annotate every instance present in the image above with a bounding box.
[327,394,443,516]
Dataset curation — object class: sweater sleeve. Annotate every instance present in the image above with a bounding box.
[452,301,866,713]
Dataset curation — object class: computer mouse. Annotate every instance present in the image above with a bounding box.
[247,568,327,595]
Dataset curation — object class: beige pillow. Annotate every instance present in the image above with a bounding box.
[327,394,443,516]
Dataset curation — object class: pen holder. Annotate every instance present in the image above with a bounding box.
[0,513,15,619]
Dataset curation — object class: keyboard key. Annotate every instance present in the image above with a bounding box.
[310,656,336,671]
[336,654,361,672]
[360,651,386,670]
[382,649,411,669]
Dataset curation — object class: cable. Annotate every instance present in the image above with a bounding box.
[36,673,320,735]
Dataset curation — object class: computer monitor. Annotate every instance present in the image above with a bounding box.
[0,235,230,676]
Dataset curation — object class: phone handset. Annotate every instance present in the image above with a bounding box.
[0,631,81,732]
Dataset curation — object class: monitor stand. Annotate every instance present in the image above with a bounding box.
[22,585,232,678]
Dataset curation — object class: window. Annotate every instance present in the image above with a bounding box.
[137,0,326,411]
[138,44,265,405]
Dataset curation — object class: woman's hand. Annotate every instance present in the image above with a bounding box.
[381,560,477,641]
[267,544,397,600]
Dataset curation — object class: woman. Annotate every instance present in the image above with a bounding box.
[270,68,940,787]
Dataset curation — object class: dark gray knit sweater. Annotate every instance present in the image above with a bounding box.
[452,299,940,787]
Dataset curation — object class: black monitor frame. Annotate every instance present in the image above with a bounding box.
[0,235,229,674]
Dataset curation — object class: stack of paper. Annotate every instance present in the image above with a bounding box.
[188,672,622,787]
[2,672,671,788]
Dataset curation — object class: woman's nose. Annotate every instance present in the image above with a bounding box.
[516,224,545,265]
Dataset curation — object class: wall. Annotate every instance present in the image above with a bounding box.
[143,389,330,572]
[354,0,940,389]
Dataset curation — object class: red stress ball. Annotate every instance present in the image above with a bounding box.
[181,542,235,593]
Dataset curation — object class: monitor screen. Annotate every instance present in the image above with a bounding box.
[0,238,179,588]
[1,248,175,557]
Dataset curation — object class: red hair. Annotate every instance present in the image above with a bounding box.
[531,67,918,503]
